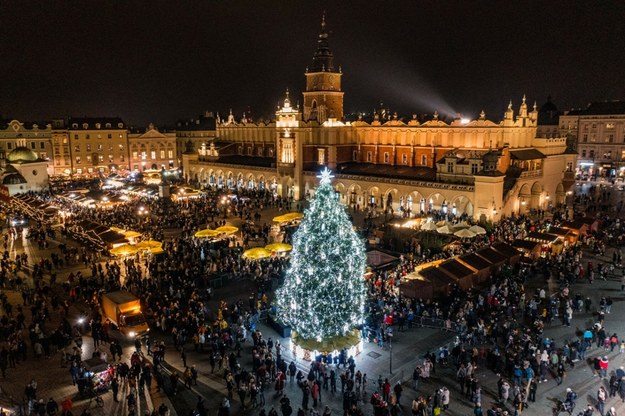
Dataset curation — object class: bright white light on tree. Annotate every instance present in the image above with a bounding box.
[276,169,367,340]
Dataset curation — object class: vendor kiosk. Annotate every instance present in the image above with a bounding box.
[78,357,112,397]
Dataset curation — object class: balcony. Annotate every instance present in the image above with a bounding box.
[519,169,543,178]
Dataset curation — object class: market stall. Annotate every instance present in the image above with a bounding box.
[77,357,112,397]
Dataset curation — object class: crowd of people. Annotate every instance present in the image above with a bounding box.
[0,178,624,416]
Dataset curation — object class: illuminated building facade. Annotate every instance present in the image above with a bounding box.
[559,101,625,179]
[65,117,129,175]
[182,16,576,221]
[128,124,177,172]
[0,119,53,175]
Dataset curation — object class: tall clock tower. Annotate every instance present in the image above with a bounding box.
[302,14,344,123]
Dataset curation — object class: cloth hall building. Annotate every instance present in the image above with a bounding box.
[182,17,576,221]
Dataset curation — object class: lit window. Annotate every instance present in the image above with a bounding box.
[76,156,82,164]
[167,150,173,158]
[160,150,165,159]
[150,151,156,160]
[318,148,326,165]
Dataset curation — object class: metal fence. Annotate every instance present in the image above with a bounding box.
[412,316,466,334]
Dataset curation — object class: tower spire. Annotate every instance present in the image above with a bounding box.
[311,12,334,72]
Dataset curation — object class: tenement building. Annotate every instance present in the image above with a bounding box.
[65,117,129,175]
[182,16,576,221]
[559,100,625,180]
[0,119,54,175]
[128,123,177,172]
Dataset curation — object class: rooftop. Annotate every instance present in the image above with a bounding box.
[336,162,436,181]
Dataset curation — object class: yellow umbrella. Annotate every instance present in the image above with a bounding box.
[136,240,162,250]
[194,229,221,238]
[216,225,239,234]
[110,226,126,233]
[149,246,164,255]
[123,230,142,239]
[242,247,272,259]
[110,244,139,256]
[265,243,292,253]
[273,212,304,223]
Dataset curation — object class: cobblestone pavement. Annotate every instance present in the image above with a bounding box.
[3,192,625,416]
[0,229,175,415]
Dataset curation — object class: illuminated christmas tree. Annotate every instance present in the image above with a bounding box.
[276,168,367,341]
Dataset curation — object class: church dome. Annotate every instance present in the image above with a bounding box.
[3,172,26,185]
[7,146,38,163]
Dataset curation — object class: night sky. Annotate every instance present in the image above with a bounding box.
[1,1,624,127]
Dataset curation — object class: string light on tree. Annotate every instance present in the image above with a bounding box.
[276,168,367,342]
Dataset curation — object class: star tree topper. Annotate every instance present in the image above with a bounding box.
[317,167,334,185]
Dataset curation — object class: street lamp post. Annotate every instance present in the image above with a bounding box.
[388,327,393,374]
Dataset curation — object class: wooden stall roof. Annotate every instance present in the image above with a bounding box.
[526,231,559,243]
[512,239,542,251]
[491,242,522,258]
[98,230,128,244]
[476,247,507,264]
[419,266,457,286]
[94,225,112,235]
[439,259,474,279]
[548,227,570,237]
[561,220,587,230]
[459,253,492,270]
[366,249,400,270]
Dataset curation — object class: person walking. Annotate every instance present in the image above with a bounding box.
[599,356,609,379]
[393,381,403,404]
[499,379,510,404]
[111,377,119,402]
[440,387,450,410]
[597,386,607,416]
[312,380,320,407]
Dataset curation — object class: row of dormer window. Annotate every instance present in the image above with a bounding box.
[71,122,124,129]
